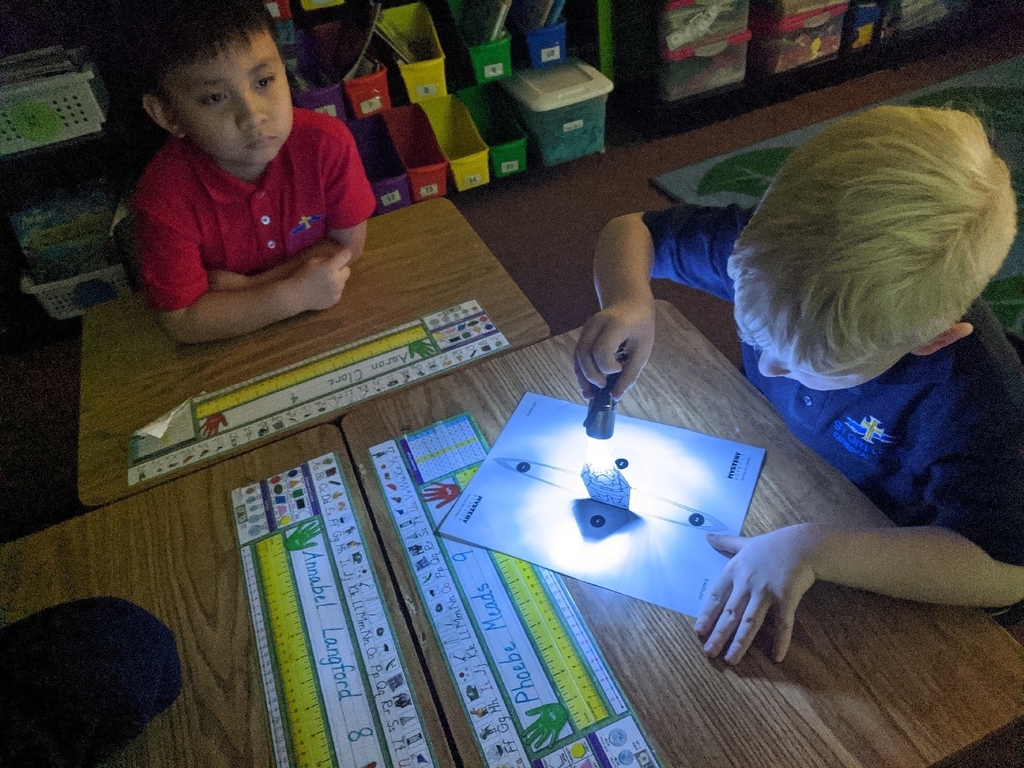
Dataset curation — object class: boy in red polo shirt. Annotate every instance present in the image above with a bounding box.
[131,0,376,343]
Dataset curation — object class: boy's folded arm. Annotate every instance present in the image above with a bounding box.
[156,279,311,343]
[158,246,358,343]
[158,229,369,342]
[329,221,368,265]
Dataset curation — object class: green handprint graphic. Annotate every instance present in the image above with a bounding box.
[284,518,321,550]
[407,338,438,360]
[521,703,568,752]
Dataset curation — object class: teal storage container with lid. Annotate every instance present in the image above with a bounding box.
[500,58,614,166]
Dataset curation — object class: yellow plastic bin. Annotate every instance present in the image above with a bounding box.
[418,95,490,191]
[379,2,447,103]
[500,58,613,166]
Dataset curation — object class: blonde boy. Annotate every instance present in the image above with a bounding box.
[131,0,376,343]
[574,106,1024,665]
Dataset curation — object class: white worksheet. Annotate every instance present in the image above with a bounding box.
[437,393,766,617]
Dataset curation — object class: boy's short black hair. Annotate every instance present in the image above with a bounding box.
[135,0,276,95]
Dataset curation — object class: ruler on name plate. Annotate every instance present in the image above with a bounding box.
[232,452,439,768]
[127,300,507,486]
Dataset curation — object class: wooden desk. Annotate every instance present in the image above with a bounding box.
[78,197,549,508]
[0,425,455,767]
[340,300,1024,768]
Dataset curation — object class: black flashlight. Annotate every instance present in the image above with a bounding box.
[583,371,620,440]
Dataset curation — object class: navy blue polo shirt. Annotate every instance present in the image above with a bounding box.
[644,204,1024,566]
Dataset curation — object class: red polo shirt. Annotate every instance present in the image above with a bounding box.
[132,108,376,312]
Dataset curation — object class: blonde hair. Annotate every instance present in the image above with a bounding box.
[728,105,1017,374]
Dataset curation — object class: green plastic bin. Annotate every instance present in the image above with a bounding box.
[456,84,527,178]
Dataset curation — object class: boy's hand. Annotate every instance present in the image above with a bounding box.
[573,301,656,401]
[694,525,818,665]
[290,243,353,312]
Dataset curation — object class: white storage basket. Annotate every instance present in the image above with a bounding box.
[21,263,130,320]
[1,66,107,155]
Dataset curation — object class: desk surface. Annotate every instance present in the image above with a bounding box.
[341,300,1024,768]
[0,424,456,767]
[78,197,549,508]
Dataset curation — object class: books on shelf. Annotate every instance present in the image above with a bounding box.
[509,0,563,30]
[460,0,513,45]
[0,46,83,87]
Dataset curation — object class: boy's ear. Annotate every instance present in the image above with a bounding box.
[142,93,185,138]
[910,322,974,356]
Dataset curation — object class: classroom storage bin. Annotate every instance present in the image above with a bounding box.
[747,2,847,74]
[0,64,107,156]
[9,179,120,284]
[344,64,391,117]
[381,104,449,201]
[20,263,130,320]
[751,0,837,16]
[291,82,348,120]
[512,19,567,68]
[879,0,964,35]
[441,0,512,84]
[276,19,298,76]
[379,2,447,103]
[660,0,751,57]
[467,33,513,84]
[500,58,613,166]
[299,0,345,9]
[843,1,881,51]
[418,95,490,191]
[456,85,527,178]
[660,29,752,102]
[263,0,291,19]
[347,114,413,215]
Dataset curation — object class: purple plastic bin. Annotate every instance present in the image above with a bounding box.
[347,113,413,216]
[291,83,348,120]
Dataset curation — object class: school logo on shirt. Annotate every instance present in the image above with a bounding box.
[832,415,897,459]
[290,214,324,235]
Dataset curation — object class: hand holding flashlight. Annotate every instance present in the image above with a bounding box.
[583,345,628,440]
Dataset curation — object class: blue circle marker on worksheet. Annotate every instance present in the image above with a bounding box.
[608,728,627,746]
[618,749,634,765]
